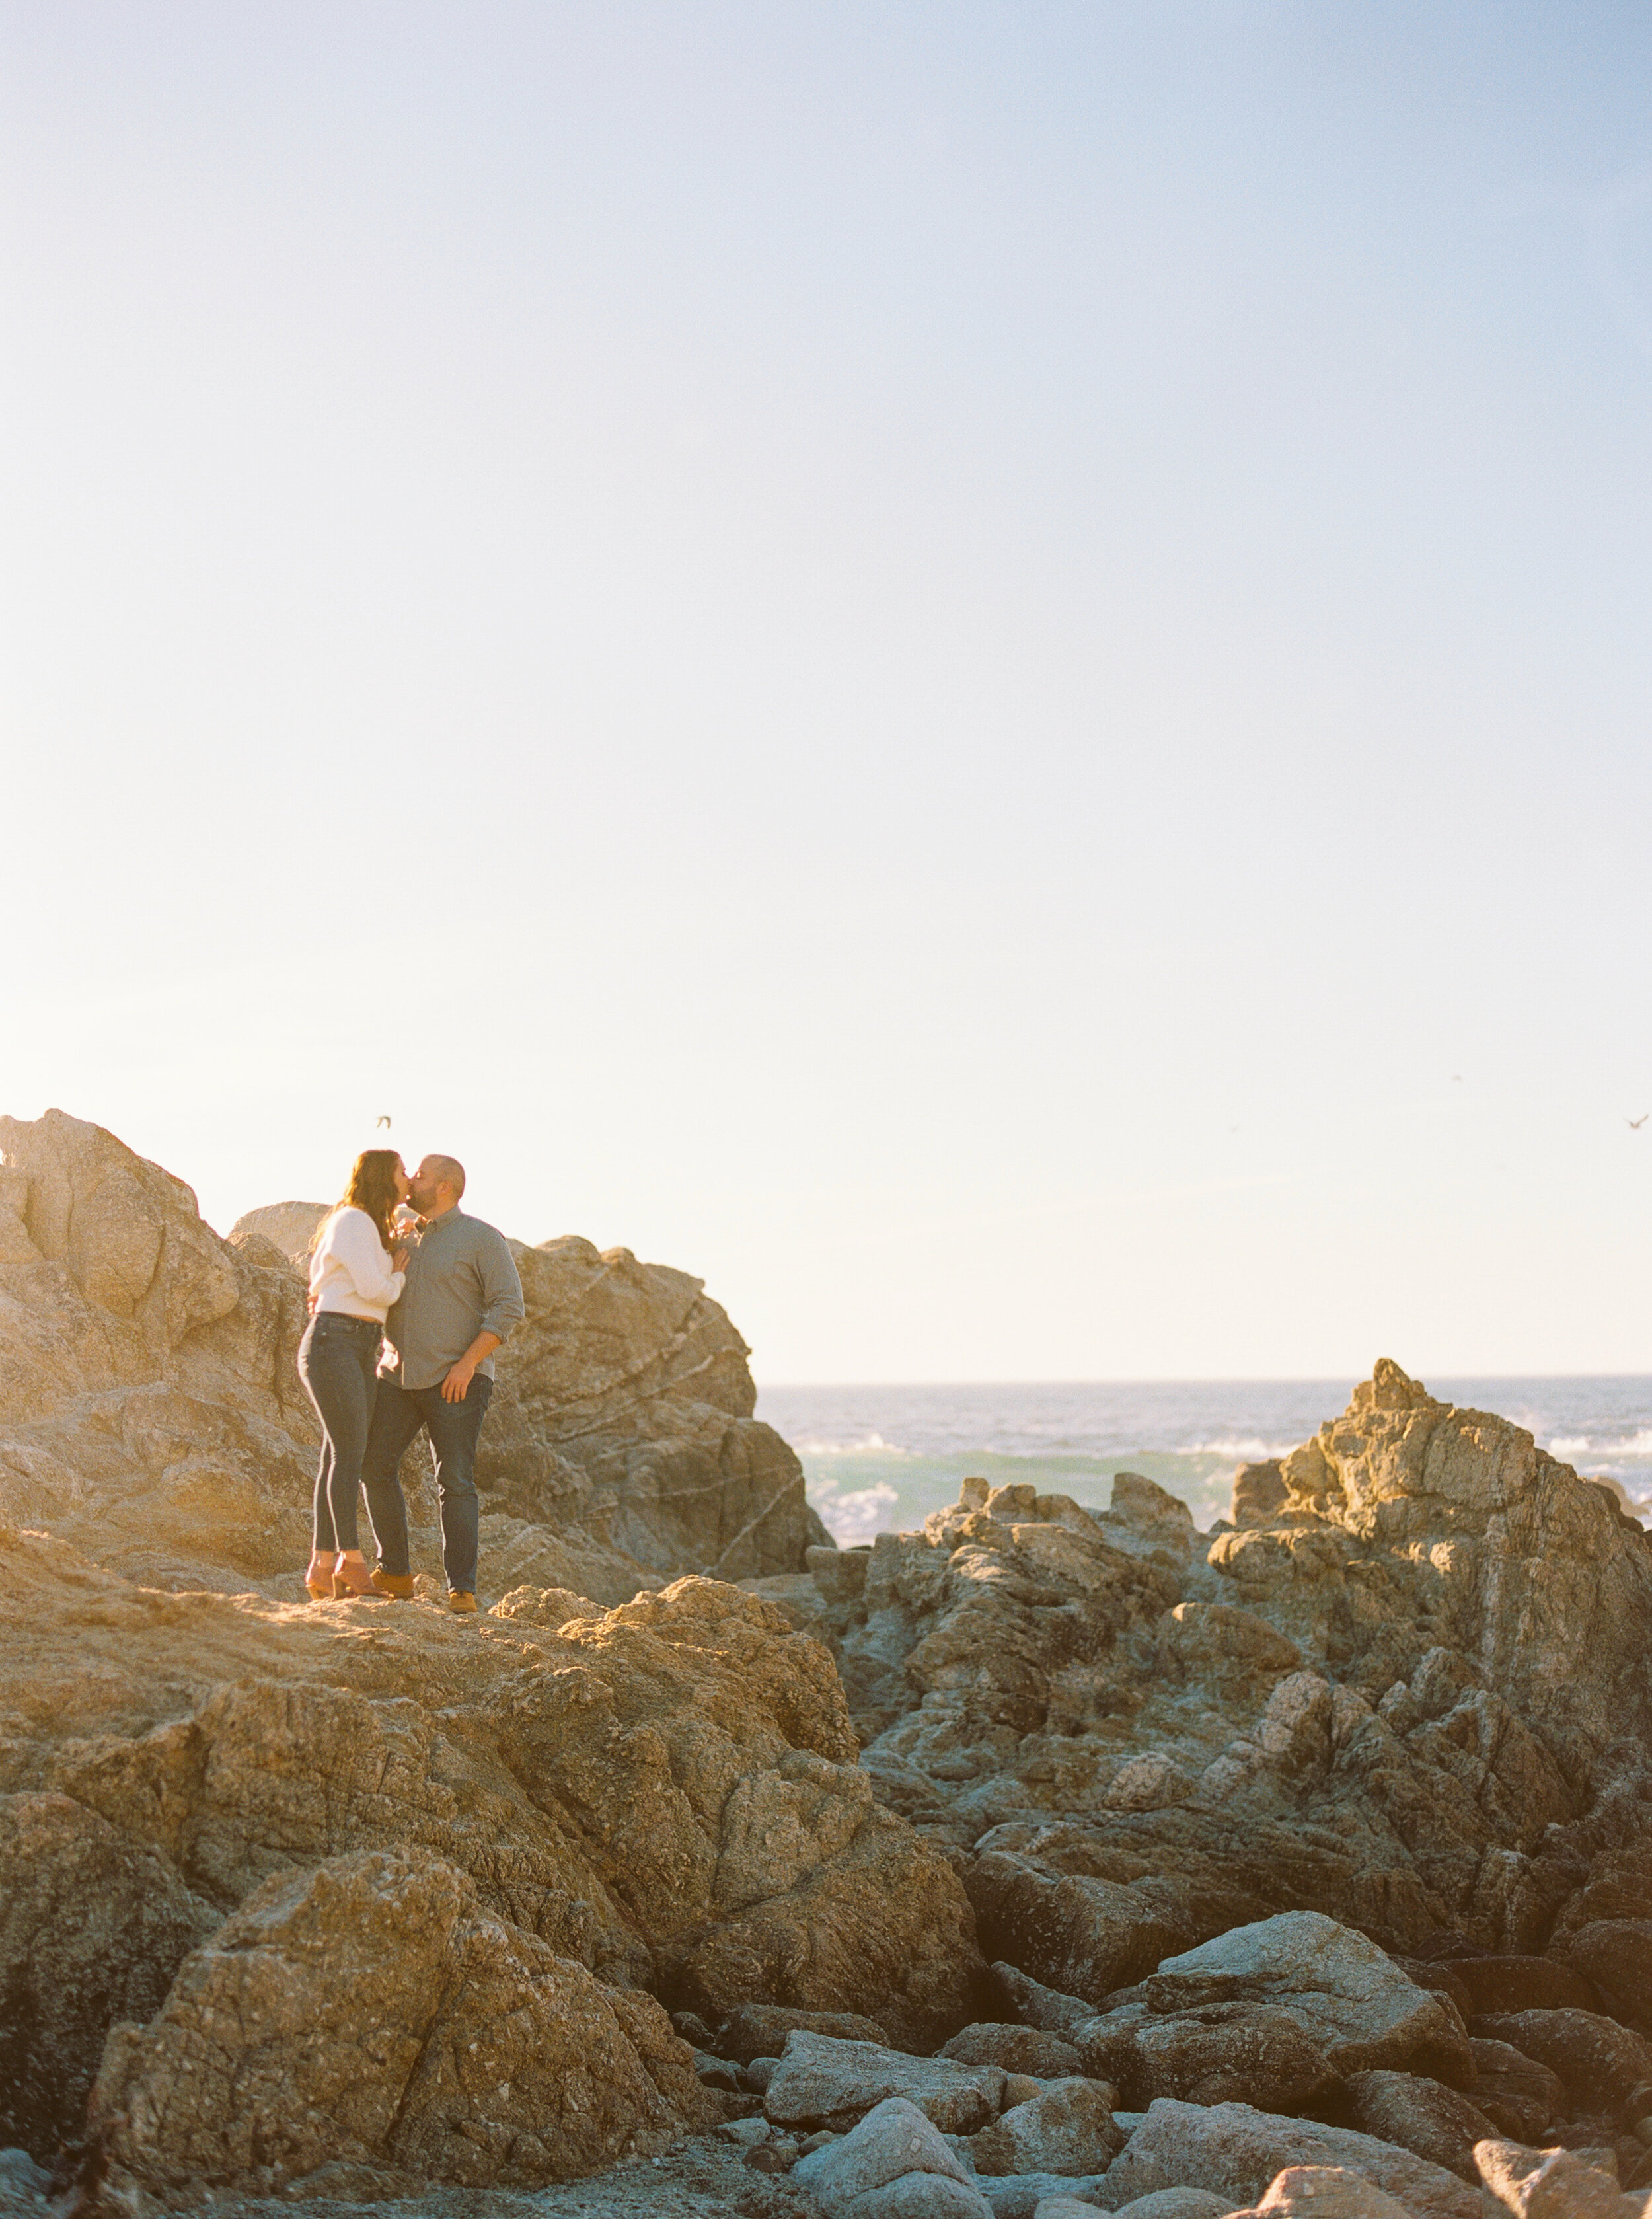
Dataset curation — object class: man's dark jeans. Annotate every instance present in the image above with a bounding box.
[297,1312,383,1554]
[361,1373,492,1596]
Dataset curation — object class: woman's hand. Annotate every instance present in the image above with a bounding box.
[391,1246,410,1272]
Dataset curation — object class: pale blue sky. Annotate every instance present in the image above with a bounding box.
[3,3,1651,1379]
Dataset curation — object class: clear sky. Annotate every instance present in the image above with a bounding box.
[3,3,1651,1381]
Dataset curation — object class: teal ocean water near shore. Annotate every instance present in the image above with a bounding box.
[756,1378,1652,1546]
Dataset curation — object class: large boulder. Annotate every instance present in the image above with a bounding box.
[1078,1999,1343,2113]
[0,1538,981,2161]
[91,1848,714,2195]
[1097,2098,1482,2219]
[227,1199,326,1266]
[763,2031,1007,2134]
[1225,2169,1417,2218]
[940,2025,1086,2078]
[1464,2039,1564,2144]
[1554,1922,1652,2034]
[1473,2137,1652,2218]
[966,2080,1123,2176]
[1340,2070,1502,2183]
[1129,1912,1472,2082]
[965,1853,1209,2006]
[792,2096,993,2219]
[1470,2009,1652,2121]
[478,1232,828,1578]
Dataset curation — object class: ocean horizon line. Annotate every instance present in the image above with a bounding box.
[756,1369,1652,1390]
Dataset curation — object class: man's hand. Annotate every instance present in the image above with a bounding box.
[441,1356,477,1402]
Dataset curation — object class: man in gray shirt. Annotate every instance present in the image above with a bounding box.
[361,1152,525,1613]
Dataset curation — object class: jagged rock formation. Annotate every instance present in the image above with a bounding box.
[726,1363,1652,2201]
[5,1118,1652,2218]
[0,1530,979,2187]
[760,1363,1652,1973]
[91,1845,718,2195]
[0,1109,824,1597]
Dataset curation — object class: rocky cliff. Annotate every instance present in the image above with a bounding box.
[3,1113,1651,2219]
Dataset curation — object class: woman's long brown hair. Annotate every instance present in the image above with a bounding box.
[324,1149,402,1253]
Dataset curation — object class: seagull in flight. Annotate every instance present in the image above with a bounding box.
[376,1115,392,1129]
[1629,1115,1648,1130]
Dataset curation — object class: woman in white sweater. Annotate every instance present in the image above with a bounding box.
[300,1150,410,1598]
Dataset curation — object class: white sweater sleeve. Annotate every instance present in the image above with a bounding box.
[316,1208,406,1306]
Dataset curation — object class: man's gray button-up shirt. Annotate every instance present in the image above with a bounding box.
[380,1207,525,1392]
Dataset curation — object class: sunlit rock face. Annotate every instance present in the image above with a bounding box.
[0,1542,981,2183]
[779,1361,1652,1965]
[0,1107,825,1596]
[5,1116,1652,2209]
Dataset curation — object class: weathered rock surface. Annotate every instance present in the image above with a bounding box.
[716,2002,897,2063]
[1463,2037,1564,2143]
[965,2080,1123,2176]
[0,1791,216,2152]
[792,2096,991,2219]
[9,1123,1652,2214]
[0,1109,823,1597]
[1339,2068,1501,2182]
[1474,2136,1652,2218]
[764,2032,1007,2134]
[1097,2097,1481,2218]
[1226,2167,1417,2217]
[1102,2191,1230,2219]
[92,1846,715,2193]
[1556,1921,1652,2034]
[1078,1999,1344,2114]
[1134,1913,1472,2080]
[0,1533,980,2175]
[940,2025,1086,2077]
[794,1361,1652,1977]
[1471,2009,1652,2119]
[227,1198,329,1265]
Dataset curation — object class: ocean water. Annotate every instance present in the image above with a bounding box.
[755,1378,1652,1546]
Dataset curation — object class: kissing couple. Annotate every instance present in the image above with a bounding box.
[295,1147,525,1613]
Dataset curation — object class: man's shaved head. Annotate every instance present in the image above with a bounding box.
[422,1153,466,1199]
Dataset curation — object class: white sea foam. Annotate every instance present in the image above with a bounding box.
[1185,1437,1298,1462]
[793,1431,915,1458]
[812,1480,900,1546]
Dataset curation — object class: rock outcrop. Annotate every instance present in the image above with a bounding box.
[7,1116,1652,2217]
[780,1363,1652,1967]
[733,1361,1652,2201]
[0,1530,980,2190]
[0,1109,824,1598]
[92,1846,715,2194]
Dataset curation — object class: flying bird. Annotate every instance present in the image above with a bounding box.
[1629,1115,1648,1130]
[376,1115,392,1129]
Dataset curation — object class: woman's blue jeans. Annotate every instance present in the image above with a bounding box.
[297,1312,382,1554]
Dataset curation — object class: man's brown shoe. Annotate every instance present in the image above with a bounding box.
[447,1591,478,1615]
[370,1571,415,1600]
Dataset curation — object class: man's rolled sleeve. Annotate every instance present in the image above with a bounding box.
[477,1232,526,1345]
